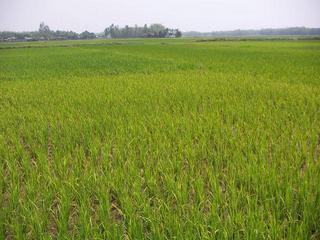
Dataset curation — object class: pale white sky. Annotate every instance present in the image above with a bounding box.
[0,0,319,32]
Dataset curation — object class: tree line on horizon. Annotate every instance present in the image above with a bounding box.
[1,23,319,42]
[184,27,320,37]
[0,22,182,42]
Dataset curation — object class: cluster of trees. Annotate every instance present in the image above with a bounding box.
[35,22,85,40]
[184,27,320,37]
[0,30,81,41]
[104,24,181,38]
[0,22,95,41]
[0,22,182,42]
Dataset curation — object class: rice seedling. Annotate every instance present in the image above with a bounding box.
[0,38,320,239]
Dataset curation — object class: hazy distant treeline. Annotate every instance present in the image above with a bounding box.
[0,22,182,42]
[183,27,320,37]
[2,24,319,42]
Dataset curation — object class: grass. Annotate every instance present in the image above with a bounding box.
[0,38,320,239]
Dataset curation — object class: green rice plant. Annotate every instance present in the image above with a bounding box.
[0,38,320,239]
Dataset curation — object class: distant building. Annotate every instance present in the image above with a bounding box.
[24,37,34,41]
[7,37,16,41]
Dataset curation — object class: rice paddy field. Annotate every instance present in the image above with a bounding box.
[0,38,320,239]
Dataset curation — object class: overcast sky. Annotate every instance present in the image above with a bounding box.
[0,0,319,32]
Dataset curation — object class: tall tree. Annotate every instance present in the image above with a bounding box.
[175,29,182,38]
[39,22,51,40]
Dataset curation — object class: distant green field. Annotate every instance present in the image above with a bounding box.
[0,39,320,239]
